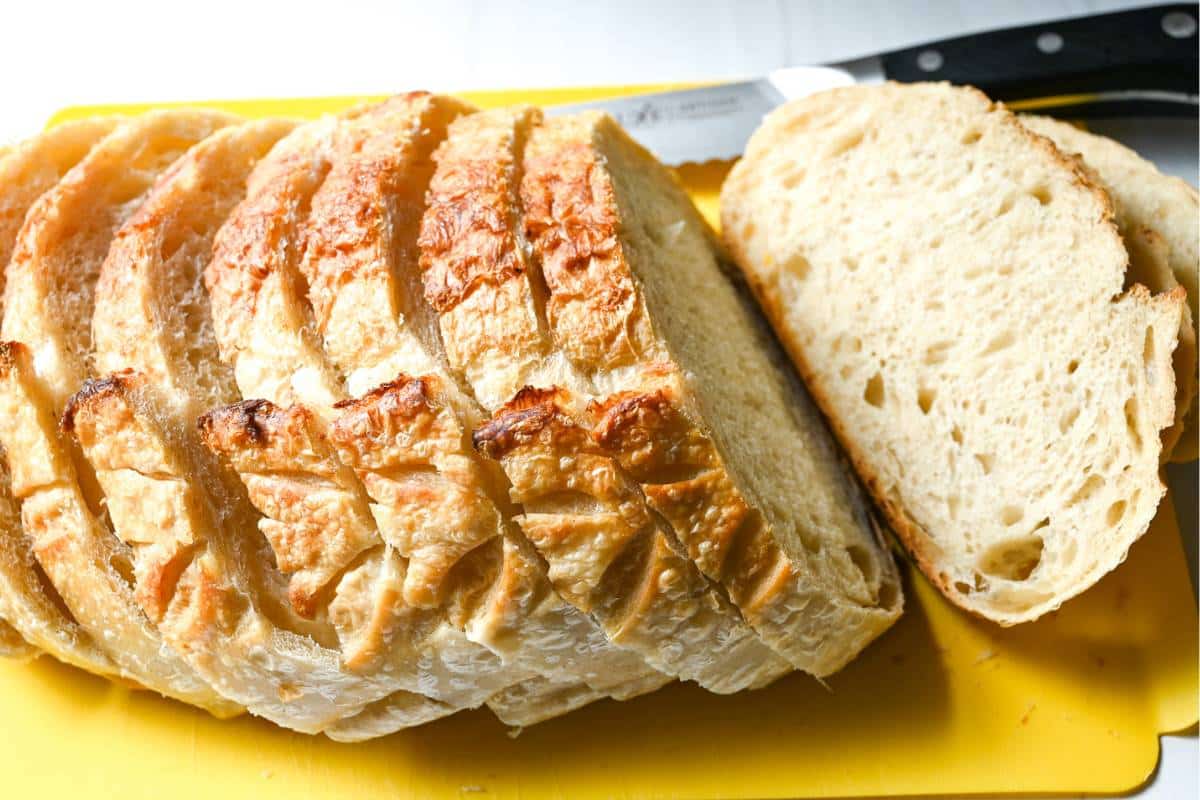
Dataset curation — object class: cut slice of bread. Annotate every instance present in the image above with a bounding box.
[426,108,900,680]
[1020,115,1199,462]
[722,82,1184,624]
[0,111,244,713]
[71,118,453,732]
[0,120,122,676]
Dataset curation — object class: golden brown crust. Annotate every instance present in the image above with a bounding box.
[420,108,538,314]
[0,343,238,714]
[521,116,659,371]
[329,373,503,609]
[418,107,566,410]
[299,94,475,392]
[198,400,378,618]
[475,387,793,691]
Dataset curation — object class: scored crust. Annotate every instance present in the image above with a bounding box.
[0,111,244,712]
[328,375,668,703]
[721,83,1183,624]
[205,95,672,728]
[475,387,792,692]
[0,119,122,674]
[203,98,586,730]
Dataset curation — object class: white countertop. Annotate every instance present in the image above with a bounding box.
[1,1,1196,797]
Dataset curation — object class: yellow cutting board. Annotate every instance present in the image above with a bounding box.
[3,86,1193,799]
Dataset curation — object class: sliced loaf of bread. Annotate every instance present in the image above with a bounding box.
[722,82,1184,624]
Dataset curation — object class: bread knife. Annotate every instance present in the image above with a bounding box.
[548,3,1199,166]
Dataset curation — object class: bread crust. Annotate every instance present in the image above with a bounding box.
[475,387,793,692]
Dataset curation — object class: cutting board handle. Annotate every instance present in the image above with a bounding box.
[881,3,1199,117]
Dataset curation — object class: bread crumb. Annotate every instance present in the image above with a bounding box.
[1019,703,1036,725]
[505,726,524,739]
[460,785,485,793]
[261,769,274,780]
[973,649,996,665]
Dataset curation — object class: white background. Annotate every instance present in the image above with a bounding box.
[0,1,1195,797]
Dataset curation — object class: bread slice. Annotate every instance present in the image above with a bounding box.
[0,120,121,675]
[721,82,1184,624]
[428,108,899,680]
[1020,115,1199,461]
[0,111,243,713]
[68,119,454,733]
[205,96,667,729]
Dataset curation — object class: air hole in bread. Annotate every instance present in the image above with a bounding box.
[844,544,878,584]
[863,371,885,408]
[929,235,943,249]
[999,505,1024,526]
[1124,397,1142,451]
[1031,185,1053,206]
[842,256,859,272]
[780,168,806,189]
[982,330,1015,356]
[1142,326,1155,367]
[975,453,994,474]
[784,252,811,280]
[1058,406,1080,434]
[961,129,982,145]
[996,196,1015,216]
[1105,499,1128,526]
[978,535,1044,581]
[826,129,865,158]
[740,220,756,241]
[925,341,952,365]
[1068,474,1105,506]
[917,385,936,414]
[950,425,963,445]
[1067,358,1080,375]
[947,493,961,520]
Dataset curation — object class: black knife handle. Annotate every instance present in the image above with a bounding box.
[881,4,1199,117]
